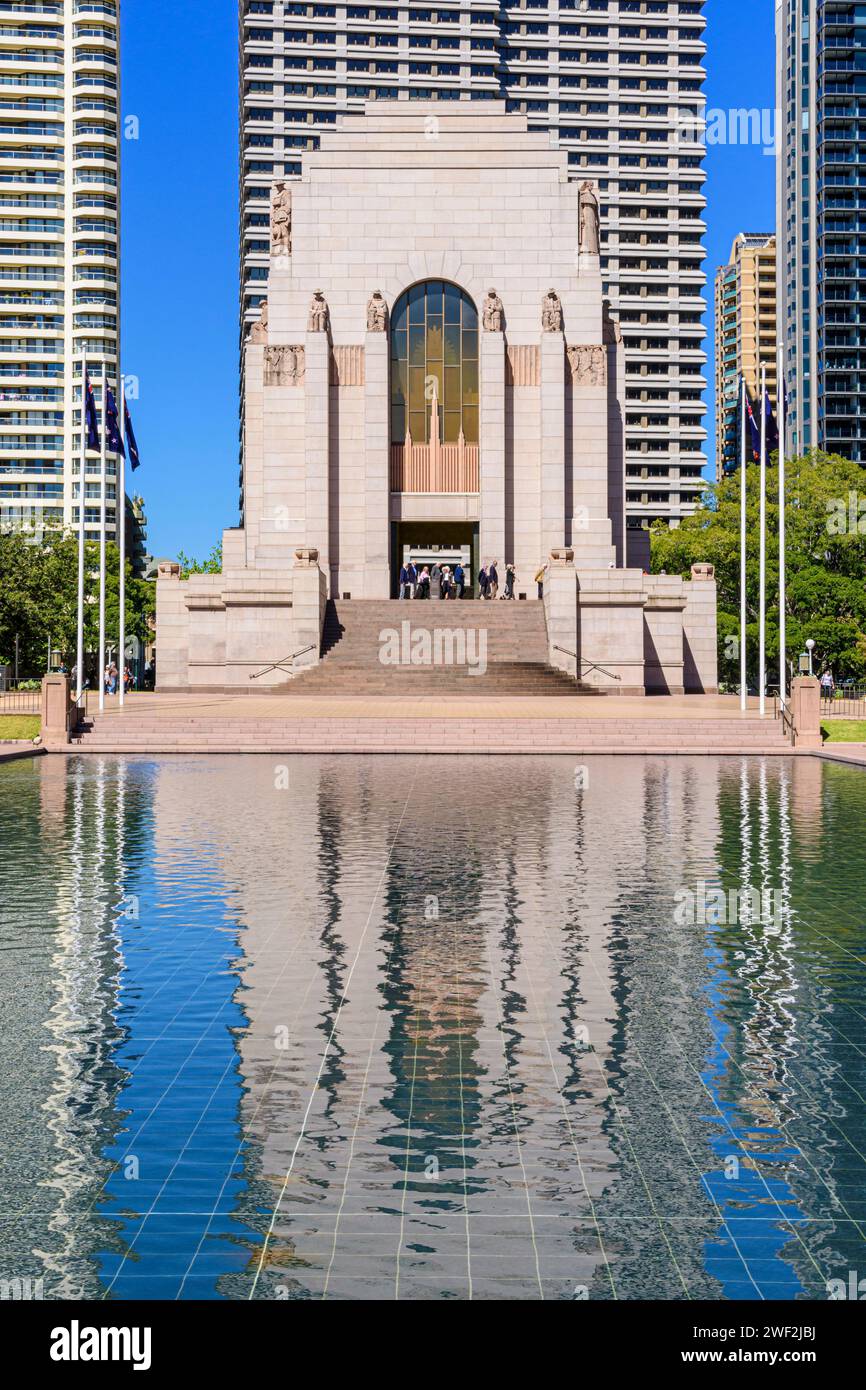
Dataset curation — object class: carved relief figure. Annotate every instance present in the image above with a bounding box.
[542,289,562,333]
[367,290,388,332]
[579,181,601,256]
[271,181,292,255]
[567,344,607,388]
[264,344,305,387]
[307,289,329,333]
[482,288,504,332]
[248,299,268,344]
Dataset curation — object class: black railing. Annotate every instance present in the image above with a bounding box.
[820,684,866,719]
[0,681,40,714]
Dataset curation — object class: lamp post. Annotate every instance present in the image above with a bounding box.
[806,638,815,677]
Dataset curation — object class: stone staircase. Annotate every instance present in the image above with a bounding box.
[279,598,597,696]
[68,709,796,757]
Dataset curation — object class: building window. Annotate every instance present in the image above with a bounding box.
[390,281,478,445]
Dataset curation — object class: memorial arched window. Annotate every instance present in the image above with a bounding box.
[390,281,479,445]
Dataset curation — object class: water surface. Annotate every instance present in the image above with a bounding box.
[1,753,865,1300]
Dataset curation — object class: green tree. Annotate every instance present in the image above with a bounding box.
[0,532,155,677]
[650,450,866,687]
[176,543,222,579]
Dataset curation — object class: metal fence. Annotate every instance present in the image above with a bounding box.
[820,684,866,720]
[0,684,41,715]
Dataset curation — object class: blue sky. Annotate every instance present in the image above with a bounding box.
[121,0,777,561]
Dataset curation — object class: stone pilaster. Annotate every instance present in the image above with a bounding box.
[479,329,505,567]
[364,331,390,597]
[304,332,330,590]
[540,331,566,560]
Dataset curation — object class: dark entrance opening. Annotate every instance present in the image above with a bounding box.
[390,521,480,598]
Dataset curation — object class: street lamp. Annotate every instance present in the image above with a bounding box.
[806,638,815,677]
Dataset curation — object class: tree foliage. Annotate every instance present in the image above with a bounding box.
[650,451,866,686]
[176,543,222,579]
[0,532,155,676]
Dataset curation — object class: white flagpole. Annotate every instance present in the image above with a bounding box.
[777,344,786,709]
[118,377,127,708]
[75,355,87,700]
[740,374,747,712]
[98,361,107,713]
[758,363,767,717]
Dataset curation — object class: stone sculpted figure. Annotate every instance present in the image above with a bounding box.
[271,181,292,256]
[483,288,504,332]
[367,290,388,332]
[542,289,562,333]
[264,344,305,387]
[307,289,329,333]
[579,181,600,256]
[567,344,607,388]
[248,299,268,344]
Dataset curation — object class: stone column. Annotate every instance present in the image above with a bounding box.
[292,547,327,672]
[364,330,390,597]
[790,676,822,749]
[41,673,72,747]
[543,547,578,677]
[479,330,505,569]
[304,332,330,592]
[540,331,566,561]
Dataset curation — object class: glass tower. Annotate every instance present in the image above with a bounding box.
[0,0,121,542]
[777,0,866,461]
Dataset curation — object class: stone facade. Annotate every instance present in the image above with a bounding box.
[157,105,717,694]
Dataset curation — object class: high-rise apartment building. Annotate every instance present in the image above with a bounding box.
[714,233,777,479]
[777,0,865,461]
[239,0,708,531]
[0,0,120,541]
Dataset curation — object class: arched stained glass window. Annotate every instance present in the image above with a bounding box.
[390,281,479,445]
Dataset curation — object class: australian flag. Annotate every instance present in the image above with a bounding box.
[84,369,100,451]
[105,385,124,456]
[764,389,779,454]
[124,398,141,471]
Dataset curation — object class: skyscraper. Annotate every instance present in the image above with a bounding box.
[239,0,707,531]
[714,233,777,479]
[0,0,121,541]
[777,0,865,461]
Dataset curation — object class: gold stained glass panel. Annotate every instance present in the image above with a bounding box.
[390,281,479,443]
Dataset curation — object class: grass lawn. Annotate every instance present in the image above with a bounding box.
[0,715,40,742]
[822,720,866,743]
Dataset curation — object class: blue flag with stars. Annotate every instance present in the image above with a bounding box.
[84,369,100,452]
[124,398,141,471]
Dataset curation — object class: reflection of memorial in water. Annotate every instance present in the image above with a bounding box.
[148,756,740,1297]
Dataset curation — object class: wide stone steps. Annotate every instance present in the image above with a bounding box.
[282,597,594,696]
[70,715,795,756]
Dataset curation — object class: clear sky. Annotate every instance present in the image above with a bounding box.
[121,0,777,561]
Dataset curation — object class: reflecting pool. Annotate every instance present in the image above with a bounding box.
[1,754,865,1301]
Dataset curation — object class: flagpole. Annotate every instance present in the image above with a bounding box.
[98,361,107,713]
[777,343,786,710]
[758,362,767,717]
[119,378,127,708]
[75,355,87,701]
[740,374,747,713]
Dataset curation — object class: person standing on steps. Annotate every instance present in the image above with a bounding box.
[453,561,465,599]
[503,563,516,600]
[535,563,548,600]
[478,563,489,600]
[416,566,430,599]
[430,561,442,600]
[488,560,499,600]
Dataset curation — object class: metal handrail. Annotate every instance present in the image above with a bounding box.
[773,694,797,747]
[553,645,622,682]
[249,644,316,681]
